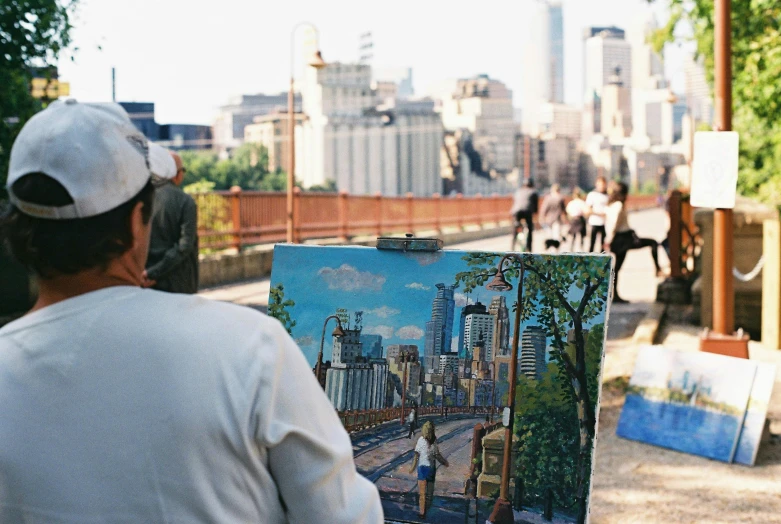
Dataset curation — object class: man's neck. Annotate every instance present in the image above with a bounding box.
[30,265,142,313]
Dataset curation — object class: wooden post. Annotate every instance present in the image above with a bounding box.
[433,193,442,235]
[375,192,382,237]
[762,219,781,349]
[668,190,683,278]
[229,186,242,251]
[338,190,349,241]
[406,192,414,234]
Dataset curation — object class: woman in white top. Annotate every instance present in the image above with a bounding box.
[408,420,449,517]
[566,187,588,251]
[585,176,609,252]
[605,182,662,303]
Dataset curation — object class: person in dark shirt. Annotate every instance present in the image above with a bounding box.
[509,178,539,252]
[143,152,199,294]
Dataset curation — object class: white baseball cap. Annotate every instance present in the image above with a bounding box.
[7,99,152,219]
[148,142,177,180]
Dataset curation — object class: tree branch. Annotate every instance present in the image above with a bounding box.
[523,261,579,321]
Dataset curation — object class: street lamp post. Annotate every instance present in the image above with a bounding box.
[712,0,734,335]
[287,23,327,244]
[488,361,497,423]
[315,315,345,388]
[485,254,525,524]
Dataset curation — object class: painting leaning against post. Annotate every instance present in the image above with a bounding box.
[269,244,613,523]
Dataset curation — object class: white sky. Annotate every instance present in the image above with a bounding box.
[58,0,685,125]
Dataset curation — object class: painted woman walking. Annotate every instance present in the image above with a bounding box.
[409,421,449,518]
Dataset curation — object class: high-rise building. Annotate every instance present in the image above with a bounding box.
[628,14,665,91]
[439,74,516,173]
[601,67,633,141]
[521,0,564,135]
[360,334,383,359]
[584,29,632,100]
[488,296,510,358]
[212,93,298,156]
[458,301,487,357]
[300,62,441,196]
[331,327,363,365]
[520,326,547,380]
[538,103,583,141]
[423,284,456,372]
[463,307,495,362]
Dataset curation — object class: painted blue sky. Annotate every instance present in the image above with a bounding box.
[271,245,610,366]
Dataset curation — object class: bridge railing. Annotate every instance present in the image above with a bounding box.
[193,189,660,252]
[337,405,494,434]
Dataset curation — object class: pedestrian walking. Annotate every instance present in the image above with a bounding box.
[0,101,383,523]
[604,182,663,304]
[409,421,449,518]
[566,188,588,252]
[510,178,539,252]
[407,405,418,439]
[539,183,566,252]
[143,150,199,294]
[586,176,609,252]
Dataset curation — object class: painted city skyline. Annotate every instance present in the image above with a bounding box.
[271,245,609,368]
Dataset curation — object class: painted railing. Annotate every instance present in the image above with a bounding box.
[193,189,661,251]
[337,405,494,434]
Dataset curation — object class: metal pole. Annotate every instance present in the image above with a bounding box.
[400,356,409,425]
[501,263,522,500]
[490,362,496,423]
[111,67,116,102]
[713,0,734,335]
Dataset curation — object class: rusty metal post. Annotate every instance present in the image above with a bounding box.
[286,77,296,244]
[406,192,414,234]
[375,192,382,237]
[713,0,734,335]
[229,186,242,251]
[338,190,349,241]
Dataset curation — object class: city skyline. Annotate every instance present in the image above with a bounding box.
[57,0,685,125]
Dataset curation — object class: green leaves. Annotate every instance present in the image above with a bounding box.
[268,283,296,335]
[180,143,279,191]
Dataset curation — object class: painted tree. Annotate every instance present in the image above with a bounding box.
[267,283,296,335]
[455,253,611,524]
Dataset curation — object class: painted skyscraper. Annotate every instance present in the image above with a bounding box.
[520,326,547,380]
[424,283,456,372]
[458,301,487,357]
[489,296,510,358]
[521,0,564,134]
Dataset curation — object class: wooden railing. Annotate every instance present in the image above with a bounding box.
[338,405,492,434]
[193,189,661,252]
[667,189,702,278]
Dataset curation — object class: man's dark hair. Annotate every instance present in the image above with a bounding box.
[523,178,534,188]
[0,173,155,279]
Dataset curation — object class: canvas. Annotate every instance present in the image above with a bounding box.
[734,363,777,466]
[269,244,613,523]
[617,346,757,463]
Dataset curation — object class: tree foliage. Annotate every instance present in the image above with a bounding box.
[454,253,611,523]
[180,143,287,191]
[0,0,78,192]
[648,0,781,204]
[268,283,296,335]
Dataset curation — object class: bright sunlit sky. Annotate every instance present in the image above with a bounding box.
[58,0,688,125]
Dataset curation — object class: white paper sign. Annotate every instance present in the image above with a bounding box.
[502,407,511,427]
[690,131,739,209]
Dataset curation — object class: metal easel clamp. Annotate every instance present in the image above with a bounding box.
[375,233,443,252]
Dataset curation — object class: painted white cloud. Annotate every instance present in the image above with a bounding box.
[295,335,315,347]
[318,264,385,292]
[406,282,431,291]
[403,251,444,266]
[363,325,395,339]
[366,306,400,318]
[395,325,425,340]
[454,292,469,307]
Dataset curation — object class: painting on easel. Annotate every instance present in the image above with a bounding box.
[270,244,613,523]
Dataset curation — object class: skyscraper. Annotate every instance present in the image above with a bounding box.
[463,304,495,362]
[423,284,456,372]
[458,301,487,357]
[520,326,547,380]
[584,29,632,98]
[488,296,510,358]
[521,0,565,134]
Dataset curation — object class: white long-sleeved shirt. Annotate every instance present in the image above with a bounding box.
[0,287,383,523]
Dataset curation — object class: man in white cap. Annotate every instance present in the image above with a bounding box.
[143,142,199,294]
[0,100,383,523]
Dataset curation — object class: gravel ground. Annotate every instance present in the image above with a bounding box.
[589,309,781,524]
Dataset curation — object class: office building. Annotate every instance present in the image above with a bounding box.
[463,303,495,362]
[423,284,456,372]
[520,326,547,380]
[360,334,383,359]
[244,111,307,174]
[212,93,299,156]
[120,102,212,151]
[584,29,632,99]
[489,296,511,358]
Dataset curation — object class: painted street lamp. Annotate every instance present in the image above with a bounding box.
[485,253,525,524]
[399,351,417,425]
[287,22,327,244]
[488,361,497,423]
[315,314,345,388]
